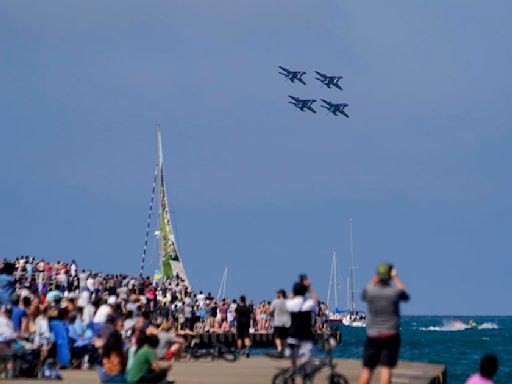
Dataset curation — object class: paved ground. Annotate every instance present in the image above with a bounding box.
[12,357,445,383]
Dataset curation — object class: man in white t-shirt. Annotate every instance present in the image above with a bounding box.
[197,291,206,308]
[92,301,112,335]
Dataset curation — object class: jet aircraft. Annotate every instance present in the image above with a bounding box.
[278,66,307,85]
[315,71,343,90]
[289,95,317,113]
[320,99,349,118]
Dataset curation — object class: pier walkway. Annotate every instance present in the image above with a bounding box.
[13,357,445,383]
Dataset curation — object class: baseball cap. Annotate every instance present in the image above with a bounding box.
[377,262,393,280]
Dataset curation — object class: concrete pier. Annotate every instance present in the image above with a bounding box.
[13,357,446,383]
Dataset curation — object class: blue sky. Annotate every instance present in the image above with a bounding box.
[1,1,511,315]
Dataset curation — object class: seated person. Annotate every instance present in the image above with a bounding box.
[154,322,185,361]
[0,305,15,347]
[126,333,171,384]
[68,312,95,367]
[97,330,126,383]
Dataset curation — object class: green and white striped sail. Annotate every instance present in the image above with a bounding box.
[157,125,190,285]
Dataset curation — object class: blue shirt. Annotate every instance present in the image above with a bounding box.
[0,274,14,306]
[11,305,27,333]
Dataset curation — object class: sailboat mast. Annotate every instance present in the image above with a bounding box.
[333,251,338,309]
[349,217,356,313]
[346,277,350,310]
[327,254,333,310]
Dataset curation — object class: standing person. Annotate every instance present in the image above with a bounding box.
[357,263,410,384]
[465,354,498,384]
[10,294,29,337]
[270,289,291,356]
[0,262,15,306]
[235,295,252,358]
[286,275,318,364]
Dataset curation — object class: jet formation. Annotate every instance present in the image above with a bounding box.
[279,66,349,118]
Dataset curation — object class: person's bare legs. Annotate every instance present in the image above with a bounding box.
[358,367,373,384]
[244,337,251,356]
[275,337,282,352]
[379,367,392,384]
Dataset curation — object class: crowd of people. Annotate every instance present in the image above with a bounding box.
[0,256,331,382]
[0,257,498,384]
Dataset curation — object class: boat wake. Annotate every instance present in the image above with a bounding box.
[418,321,499,332]
[478,322,499,330]
[419,323,467,332]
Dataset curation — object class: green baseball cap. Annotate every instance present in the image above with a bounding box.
[377,263,392,280]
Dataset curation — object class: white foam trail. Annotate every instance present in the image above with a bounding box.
[419,320,468,332]
[419,321,499,332]
[478,322,499,330]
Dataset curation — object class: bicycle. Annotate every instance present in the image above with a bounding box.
[186,337,238,362]
[271,334,348,384]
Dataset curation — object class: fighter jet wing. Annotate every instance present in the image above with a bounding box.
[307,105,317,113]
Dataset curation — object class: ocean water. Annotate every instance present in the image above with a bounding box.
[332,316,512,383]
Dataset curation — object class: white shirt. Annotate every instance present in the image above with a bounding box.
[86,277,95,292]
[0,315,16,341]
[285,296,316,313]
[93,304,112,324]
[34,315,51,347]
[82,303,96,325]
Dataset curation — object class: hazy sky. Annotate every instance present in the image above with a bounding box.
[1,1,511,315]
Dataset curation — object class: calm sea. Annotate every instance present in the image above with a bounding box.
[332,316,512,383]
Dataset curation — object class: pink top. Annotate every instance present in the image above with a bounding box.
[465,373,493,384]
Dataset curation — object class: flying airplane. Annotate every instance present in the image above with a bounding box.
[278,66,307,85]
[315,71,343,90]
[289,95,317,113]
[320,99,349,118]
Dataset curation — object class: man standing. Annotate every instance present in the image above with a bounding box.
[286,275,317,363]
[270,289,290,355]
[358,263,409,384]
[235,295,252,358]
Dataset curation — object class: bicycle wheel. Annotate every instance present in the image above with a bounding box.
[221,350,237,362]
[328,373,349,384]
[271,370,289,384]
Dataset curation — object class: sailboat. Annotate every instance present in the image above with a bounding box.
[140,125,190,286]
[327,252,349,324]
[342,217,366,327]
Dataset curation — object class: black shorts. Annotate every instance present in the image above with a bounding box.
[363,334,400,368]
[237,324,250,339]
[274,326,289,340]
